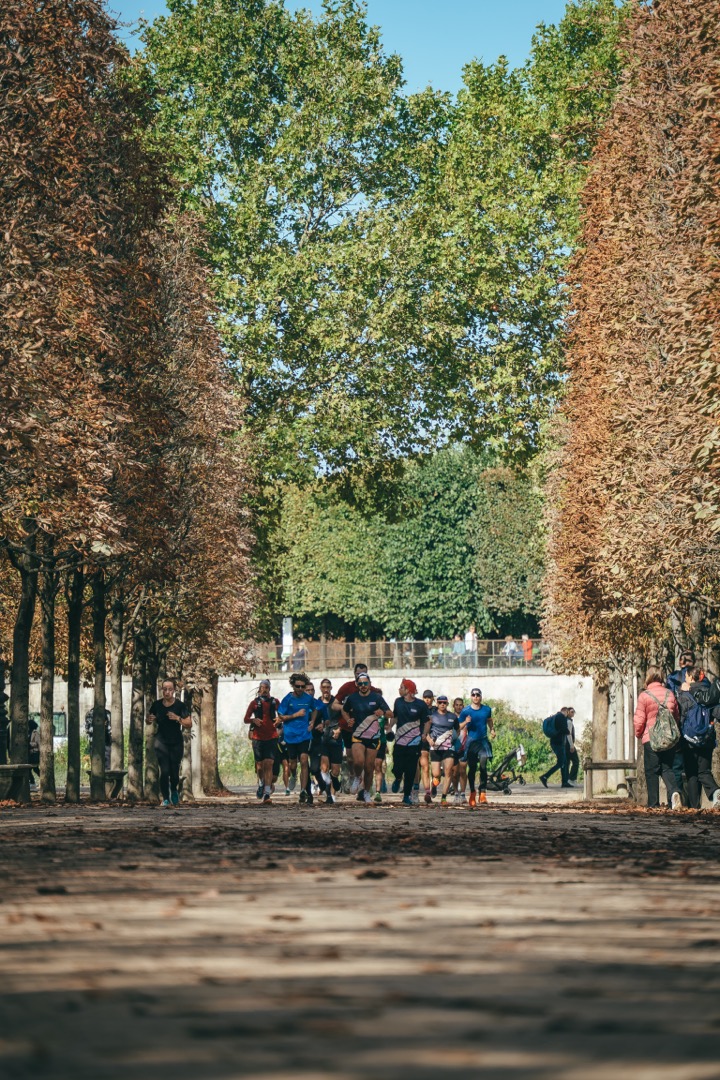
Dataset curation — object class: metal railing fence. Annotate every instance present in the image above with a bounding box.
[249,638,549,674]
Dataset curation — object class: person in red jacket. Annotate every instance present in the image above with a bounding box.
[244,679,280,804]
[633,667,682,810]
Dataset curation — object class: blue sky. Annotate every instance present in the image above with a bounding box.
[110,0,570,95]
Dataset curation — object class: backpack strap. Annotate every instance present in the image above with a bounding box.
[643,689,669,708]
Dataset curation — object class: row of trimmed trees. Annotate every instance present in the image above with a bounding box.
[543,0,720,769]
[0,0,256,803]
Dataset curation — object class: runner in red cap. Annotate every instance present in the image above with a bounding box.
[389,679,428,806]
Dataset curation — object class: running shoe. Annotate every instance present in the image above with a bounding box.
[431,778,440,799]
[356,788,366,802]
[256,781,264,800]
[453,792,462,806]
[671,791,682,811]
[713,790,720,808]
[460,792,467,804]
[391,777,401,794]
[402,795,413,807]
[424,790,432,805]
[411,789,420,806]
[350,776,361,795]
[161,798,170,807]
[325,791,335,804]
[374,791,382,804]
[289,774,297,792]
[468,791,476,809]
[171,790,179,806]
[285,787,291,796]
[479,791,488,805]
[440,795,448,808]
[299,789,308,805]
[306,791,314,805]
[381,778,388,794]
[539,775,548,788]
[321,770,331,787]
[262,792,272,804]
[363,790,372,804]
[311,780,319,796]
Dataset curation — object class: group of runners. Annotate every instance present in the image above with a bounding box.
[242,663,495,807]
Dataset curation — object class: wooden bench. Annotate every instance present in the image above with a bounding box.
[583,758,637,800]
[85,768,128,799]
[0,763,36,801]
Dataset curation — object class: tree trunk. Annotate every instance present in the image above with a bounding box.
[143,633,160,803]
[109,594,126,772]
[90,570,107,802]
[319,618,327,670]
[127,630,145,801]
[0,658,8,767]
[589,679,610,800]
[65,565,84,803]
[190,687,202,798]
[181,686,195,802]
[38,533,58,804]
[200,673,225,795]
[8,534,38,803]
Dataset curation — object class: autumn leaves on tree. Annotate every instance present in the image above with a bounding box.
[544,0,720,676]
[0,0,256,803]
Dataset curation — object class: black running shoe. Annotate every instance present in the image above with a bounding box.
[299,789,308,804]
[540,775,548,788]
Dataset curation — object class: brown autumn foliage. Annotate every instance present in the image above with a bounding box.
[544,0,720,674]
[0,1,258,798]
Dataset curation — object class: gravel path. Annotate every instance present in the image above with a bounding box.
[2,794,720,1079]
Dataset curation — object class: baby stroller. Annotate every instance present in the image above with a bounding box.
[487,745,527,795]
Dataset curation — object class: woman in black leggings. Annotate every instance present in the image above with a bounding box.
[147,679,192,806]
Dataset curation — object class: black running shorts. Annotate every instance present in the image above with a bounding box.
[252,738,279,762]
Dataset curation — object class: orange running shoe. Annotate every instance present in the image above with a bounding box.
[468,791,477,808]
[479,792,488,805]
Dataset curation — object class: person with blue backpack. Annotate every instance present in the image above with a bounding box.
[539,707,574,789]
[676,666,720,809]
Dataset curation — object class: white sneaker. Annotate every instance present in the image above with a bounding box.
[311,780,319,796]
[712,790,720,808]
[671,791,683,811]
[363,790,372,804]
[350,776,360,794]
[453,793,462,806]
[460,792,467,803]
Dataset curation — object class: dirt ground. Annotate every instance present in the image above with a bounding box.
[2,789,720,1079]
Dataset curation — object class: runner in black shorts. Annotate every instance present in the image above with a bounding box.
[317,679,342,803]
[420,689,434,801]
[452,696,468,805]
[342,674,392,804]
[425,695,459,807]
[243,679,280,804]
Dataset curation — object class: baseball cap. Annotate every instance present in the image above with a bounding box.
[437,694,449,703]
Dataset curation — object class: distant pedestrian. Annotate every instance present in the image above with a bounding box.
[464,625,478,668]
[633,668,682,810]
[147,679,192,807]
[522,634,533,665]
[677,667,720,809]
[540,707,574,789]
[566,708,579,782]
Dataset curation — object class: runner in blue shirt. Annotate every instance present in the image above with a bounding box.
[277,674,317,805]
[458,687,495,807]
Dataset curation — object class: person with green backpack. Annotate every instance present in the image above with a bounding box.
[633,668,682,809]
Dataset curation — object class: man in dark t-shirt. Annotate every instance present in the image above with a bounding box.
[147,679,191,806]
